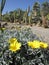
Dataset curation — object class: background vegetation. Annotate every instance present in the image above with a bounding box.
[0,0,49,27]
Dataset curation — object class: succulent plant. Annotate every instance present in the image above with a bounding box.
[0,28,49,65]
[0,0,6,20]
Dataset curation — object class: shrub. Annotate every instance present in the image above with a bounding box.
[0,28,49,65]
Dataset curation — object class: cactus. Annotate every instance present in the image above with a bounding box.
[0,0,6,20]
[23,7,30,24]
[23,10,28,24]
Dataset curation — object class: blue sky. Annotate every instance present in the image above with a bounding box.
[0,0,49,14]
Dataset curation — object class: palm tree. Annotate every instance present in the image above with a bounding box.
[0,0,6,20]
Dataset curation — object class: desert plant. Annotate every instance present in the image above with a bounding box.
[0,28,49,65]
[0,0,6,20]
[41,1,49,27]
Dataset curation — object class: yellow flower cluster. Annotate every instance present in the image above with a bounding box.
[8,38,48,52]
[8,38,21,52]
[28,40,48,49]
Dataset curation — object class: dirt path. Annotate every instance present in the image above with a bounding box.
[31,26,49,43]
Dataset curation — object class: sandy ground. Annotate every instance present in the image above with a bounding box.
[31,26,49,43]
[0,22,49,43]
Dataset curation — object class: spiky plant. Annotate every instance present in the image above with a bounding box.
[0,0,6,20]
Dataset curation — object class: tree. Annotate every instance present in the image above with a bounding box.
[31,2,41,25]
[42,1,49,16]
[0,0,6,20]
[47,14,49,21]
[33,2,40,16]
[41,1,49,27]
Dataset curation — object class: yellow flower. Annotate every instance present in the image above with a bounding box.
[2,28,6,30]
[0,28,6,31]
[9,42,21,52]
[8,38,17,44]
[28,40,40,48]
[28,41,33,46]
[32,40,40,48]
[40,42,48,48]
[28,40,48,49]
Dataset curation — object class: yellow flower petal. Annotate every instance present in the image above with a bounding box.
[40,42,48,48]
[33,40,40,48]
[8,38,17,44]
[28,40,40,49]
[28,41,33,46]
[9,42,21,52]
